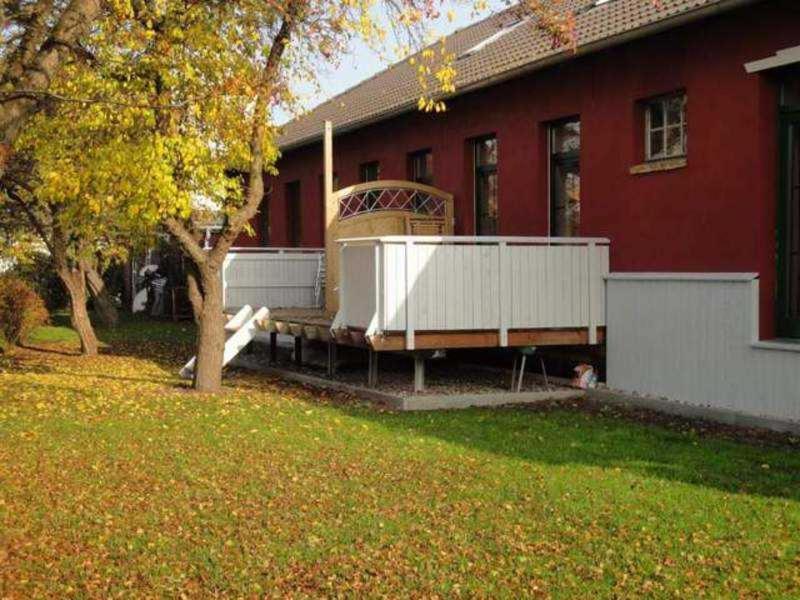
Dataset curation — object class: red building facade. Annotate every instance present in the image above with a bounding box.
[237,1,800,340]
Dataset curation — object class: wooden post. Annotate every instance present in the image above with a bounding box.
[323,121,339,312]
[374,241,382,335]
[405,240,415,350]
[327,341,337,377]
[338,242,347,326]
[413,354,425,393]
[587,241,597,345]
[516,354,527,392]
[269,332,277,365]
[498,241,509,347]
[294,336,303,366]
[368,349,379,388]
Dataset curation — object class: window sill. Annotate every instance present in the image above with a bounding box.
[629,157,687,175]
[751,339,800,353]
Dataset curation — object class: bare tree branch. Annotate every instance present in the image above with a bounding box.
[209,1,299,267]
[3,185,54,255]
[0,0,102,172]
[164,216,209,266]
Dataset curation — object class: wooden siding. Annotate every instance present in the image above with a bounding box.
[606,274,800,424]
[222,248,323,311]
[247,4,800,340]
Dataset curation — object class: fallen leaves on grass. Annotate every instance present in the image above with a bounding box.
[0,322,799,598]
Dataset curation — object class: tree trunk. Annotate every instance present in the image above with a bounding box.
[86,267,119,327]
[58,268,98,356]
[185,263,203,324]
[159,6,298,393]
[192,268,225,392]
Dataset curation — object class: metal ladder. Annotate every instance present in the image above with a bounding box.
[313,254,326,307]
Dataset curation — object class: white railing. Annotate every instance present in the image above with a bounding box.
[222,247,324,311]
[334,236,610,349]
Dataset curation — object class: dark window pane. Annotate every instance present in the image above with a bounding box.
[646,94,686,160]
[424,153,433,181]
[551,163,580,237]
[409,150,434,185]
[474,136,498,235]
[789,125,800,319]
[476,171,498,235]
[781,78,800,108]
[285,181,301,247]
[666,125,684,157]
[476,137,497,166]
[649,129,664,158]
[551,120,581,154]
[649,102,664,129]
[549,118,581,237]
[666,96,684,126]
[359,161,380,183]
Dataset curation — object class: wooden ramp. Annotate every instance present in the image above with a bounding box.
[180,305,268,379]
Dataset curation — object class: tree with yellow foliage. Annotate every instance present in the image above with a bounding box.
[0,0,105,175]
[3,0,577,390]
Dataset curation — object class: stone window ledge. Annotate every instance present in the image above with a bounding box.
[630,157,687,175]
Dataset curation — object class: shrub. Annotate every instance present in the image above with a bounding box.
[9,253,68,311]
[0,276,49,347]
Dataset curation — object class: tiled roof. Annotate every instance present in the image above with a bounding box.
[278,0,751,150]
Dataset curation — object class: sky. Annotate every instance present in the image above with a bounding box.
[277,1,509,124]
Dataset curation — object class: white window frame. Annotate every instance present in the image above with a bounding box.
[645,93,687,161]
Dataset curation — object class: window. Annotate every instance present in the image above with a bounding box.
[645,93,687,161]
[473,136,498,236]
[549,118,581,237]
[408,149,434,186]
[359,161,380,183]
[780,77,800,108]
[777,107,800,337]
[285,181,301,247]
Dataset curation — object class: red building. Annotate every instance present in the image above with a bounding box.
[237,0,800,342]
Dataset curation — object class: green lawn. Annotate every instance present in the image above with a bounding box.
[1,319,799,597]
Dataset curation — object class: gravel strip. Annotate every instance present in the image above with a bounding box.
[244,341,570,397]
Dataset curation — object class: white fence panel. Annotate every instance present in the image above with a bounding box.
[607,274,800,424]
[338,236,609,343]
[222,248,323,311]
[383,243,407,331]
[339,244,377,329]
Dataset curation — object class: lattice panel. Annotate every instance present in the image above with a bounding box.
[339,187,447,220]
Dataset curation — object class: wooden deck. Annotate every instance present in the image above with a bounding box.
[258,308,335,341]
[369,327,606,351]
[255,307,604,351]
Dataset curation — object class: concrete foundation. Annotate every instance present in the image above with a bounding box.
[589,388,800,435]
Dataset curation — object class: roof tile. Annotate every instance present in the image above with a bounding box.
[278,0,739,150]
